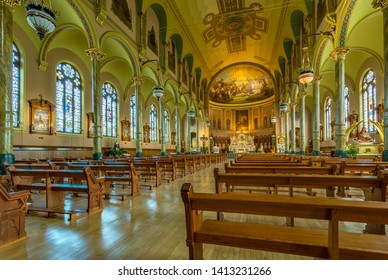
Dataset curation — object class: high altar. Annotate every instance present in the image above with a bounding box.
[230,133,255,153]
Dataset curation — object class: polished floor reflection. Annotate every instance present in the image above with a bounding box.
[0,161,375,260]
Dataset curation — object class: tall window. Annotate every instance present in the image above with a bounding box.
[150,104,157,142]
[362,69,377,132]
[164,110,170,143]
[325,98,332,139]
[102,82,117,137]
[130,95,137,140]
[12,43,21,128]
[344,86,349,128]
[56,63,82,134]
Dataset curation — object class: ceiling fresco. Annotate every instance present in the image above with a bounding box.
[202,0,268,53]
[209,63,275,105]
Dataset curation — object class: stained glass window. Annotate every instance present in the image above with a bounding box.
[344,86,349,128]
[12,43,21,128]
[102,82,117,137]
[150,104,157,142]
[362,69,377,132]
[130,95,137,140]
[56,63,82,134]
[325,98,332,139]
[164,110,170,143]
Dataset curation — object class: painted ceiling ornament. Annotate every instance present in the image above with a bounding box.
[372,0,388,9]
[202,0,268,53]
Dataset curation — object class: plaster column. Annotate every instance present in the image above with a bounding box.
[299,88,307,155]
[290,102,297,154]
[86,48,106,160]
[175,102,181,153]
[132,77,145,157]
[312,76,322,155]
[373,1,388,160]
[0,0,19,173]
[332,47,349,158]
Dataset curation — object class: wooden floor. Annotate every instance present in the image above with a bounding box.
[0,161,380,260]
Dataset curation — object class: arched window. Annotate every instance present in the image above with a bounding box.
[344,86,349,128]
[56,63,82,134]
[12,43,21,128]
[102,82,117,137]
[130,95,137,140]
[362,69,377,132]
[164,110,170,143]
[325,98,332,139]
[150,104,157,142]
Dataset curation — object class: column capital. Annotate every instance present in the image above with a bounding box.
[313,75,322,83]
[85,48,106,61]
[131,76,145,85]
[0,0,21,7]
[372,0,388,9]
[330,47,349,61]
[175,102,181,108]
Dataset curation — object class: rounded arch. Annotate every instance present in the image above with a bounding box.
[169,33,184,60]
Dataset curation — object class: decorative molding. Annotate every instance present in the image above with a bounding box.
[131,77,145,85]
[372,0,388,9]
[0,0,21,7]
[339,0,357,47]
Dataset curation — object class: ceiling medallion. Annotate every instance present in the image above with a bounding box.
[203,0,268,53]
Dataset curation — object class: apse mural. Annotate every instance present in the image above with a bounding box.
[209,63,275,104]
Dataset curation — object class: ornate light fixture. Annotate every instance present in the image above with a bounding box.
[152,86,164,100]
[298,47,314,85]
[279,103,289,112]
[25,0,59,41]
[187,109,196,118]
[270,116,277,124]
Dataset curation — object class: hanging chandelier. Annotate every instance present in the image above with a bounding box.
[298,46,314,85]
[187,109,196,118]
[25,0,59,41]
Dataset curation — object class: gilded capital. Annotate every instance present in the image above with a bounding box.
[0,0,21,7]
[330,47,349,61]
[313,75,322,83]
[372,0,388,9]
[175,102,181,108]
[85,48,106,61]
[131,77,145,85]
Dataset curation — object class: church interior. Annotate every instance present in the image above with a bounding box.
[1,0,388,260]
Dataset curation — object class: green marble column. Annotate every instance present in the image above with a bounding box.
[132,78,145,157]
[290,102,296,154]
[333,47,349,158]
[0,1,20,174]
[159,97,166,155]
[372,1,388,161]
[312,76,322,155]
[86,48,105,160]
[187,115,191,153]
[284,109,289,153]
[175,102,181,154]
[299,90,307,155]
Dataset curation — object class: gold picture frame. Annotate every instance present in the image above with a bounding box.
[87,112,95,138]
[28,96,55,135]
[121,119,130,141]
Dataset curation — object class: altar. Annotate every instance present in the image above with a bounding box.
[230,133,255,153]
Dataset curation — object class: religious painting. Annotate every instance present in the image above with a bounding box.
[87,112,95,138]
[235,110,248,132]
[111,0,132,30]
[209,63,275,104]
[121,119,130,141]
[168,40,176,73]
[147,26,158,55]
[28,97,55,135]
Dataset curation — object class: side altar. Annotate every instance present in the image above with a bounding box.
[230,133,255,153]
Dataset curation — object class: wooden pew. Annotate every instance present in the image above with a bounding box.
[9,167,103,221]
[157,158,176,182]
[0,184,29,247]
[132,160,161,188]
[181,183,388,260]
[173,156,187,178]
[230,161,313,167]
[66,163,140,200]
[214,168,388,234]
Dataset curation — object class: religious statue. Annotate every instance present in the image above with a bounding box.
[357,126,374,143]
[374,99,384,123]
[348,110,359,138]
[113,140,120,151]
[143,123,150,143]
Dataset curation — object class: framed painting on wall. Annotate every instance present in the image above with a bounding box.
[87,112,95,138]
[121,119,130,141]
[28,96,55,135]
